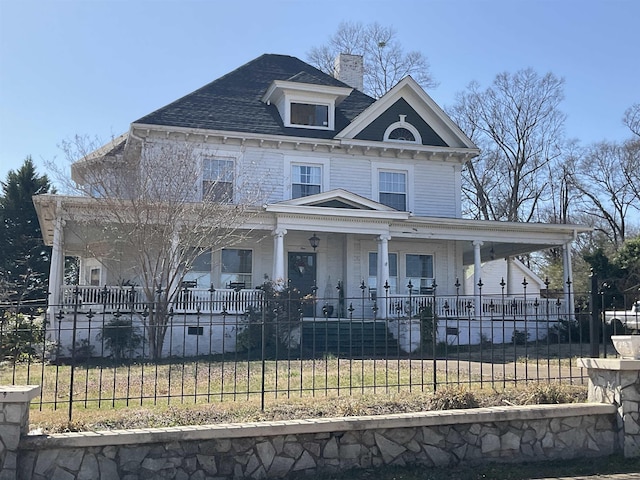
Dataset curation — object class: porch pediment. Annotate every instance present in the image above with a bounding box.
[266,189,409,219]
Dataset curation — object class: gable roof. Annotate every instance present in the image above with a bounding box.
[337,76,477,150]
[134,54,375,140]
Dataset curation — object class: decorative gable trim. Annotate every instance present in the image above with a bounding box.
[336,76,478,151]
[266,189,410,220]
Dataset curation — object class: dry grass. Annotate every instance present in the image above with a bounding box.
[27,382,587,434]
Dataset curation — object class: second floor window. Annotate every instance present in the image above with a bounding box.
[379,171,406,211]
[292,165,321,198]
[203,159,234,202]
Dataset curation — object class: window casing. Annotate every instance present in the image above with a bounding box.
[221,249,252,288]
[292,165,322,198]
[290,103,329,127]
[379,171,407,211]
[203,159,234,202]
[183,249,212,288]
[368,252,398,293]
[406,254,434,293]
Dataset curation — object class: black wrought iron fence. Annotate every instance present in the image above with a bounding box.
[1,277,636,421]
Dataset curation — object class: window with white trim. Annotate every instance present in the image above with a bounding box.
[379,171,407,211]
[406,254,434,293]
[368,252,398,293]
[290,103,329,127]
[203,159,234,202]
[183,249,212,288]
[221,249,252,288]
[292,165,322,198]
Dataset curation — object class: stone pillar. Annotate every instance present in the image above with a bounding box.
[577,358,640,458]
[0,385,41,480]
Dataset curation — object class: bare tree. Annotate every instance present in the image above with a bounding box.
[307,21,437,98]
[623,103,640,137]
[449,69,566,222]
[569,140,639,249]
[51,133,265,359]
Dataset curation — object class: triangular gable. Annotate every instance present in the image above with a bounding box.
[336,76,477,150]
[271,189,398,211]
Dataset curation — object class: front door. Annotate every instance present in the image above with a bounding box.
[288,252,317,317]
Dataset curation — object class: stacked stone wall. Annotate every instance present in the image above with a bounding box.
[17,404,616,479]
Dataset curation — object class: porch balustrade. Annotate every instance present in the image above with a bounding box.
[379,294,565,320]
[59,286,566,320]
[59,285,263,315]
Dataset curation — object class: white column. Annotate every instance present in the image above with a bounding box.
[48,215,64,308]
[272,228,287,288]
[473,240,483,317]
[377,234,391,300]
[506,257,513,295]
[563,242,575,321]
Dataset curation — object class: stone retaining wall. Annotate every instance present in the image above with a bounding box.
[16,403,617,479]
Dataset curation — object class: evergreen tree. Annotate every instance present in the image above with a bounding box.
[0,157,54,305]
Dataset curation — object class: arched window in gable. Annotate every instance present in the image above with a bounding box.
[383,115,422,144]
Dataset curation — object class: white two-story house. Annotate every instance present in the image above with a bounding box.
[34,53,588,354]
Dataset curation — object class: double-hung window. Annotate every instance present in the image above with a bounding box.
[379,171,406,211]
[368,252,398,294]
[203,159,234,202]
[183,249,212,288]
[406,254,434,293]
[221,249,252,288]
[292,165,321,199]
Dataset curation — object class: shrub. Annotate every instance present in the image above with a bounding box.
[98,317,143,361]
[429,385,479,410]
[520,383,585,404]
[0,312,46,362]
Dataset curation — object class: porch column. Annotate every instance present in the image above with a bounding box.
[377,234,391,300]
[47,214,64,310]
[272,228,287,288]
[506,257,513,295]
[562,242,575,320]
[473,240,483,317]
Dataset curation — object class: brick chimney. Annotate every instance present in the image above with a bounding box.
[333,53,364,92]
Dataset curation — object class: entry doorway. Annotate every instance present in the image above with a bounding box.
[288,252,317,317]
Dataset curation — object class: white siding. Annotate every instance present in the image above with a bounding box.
[329,155,372,198]
[412,161,458,217]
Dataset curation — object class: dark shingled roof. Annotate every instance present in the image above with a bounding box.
[134,54,376,140]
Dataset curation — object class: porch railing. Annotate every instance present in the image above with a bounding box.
[59,285,263,315]
[379,294,566,320]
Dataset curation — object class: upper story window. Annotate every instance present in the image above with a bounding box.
[384,115,422,144]
[262,80,352,132]
[388,127,415,141]
[379,171,407,211]
[203,158,234,202]
[292,165,321,198]
[290,103,329,127]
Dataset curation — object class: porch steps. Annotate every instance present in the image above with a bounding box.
[301,320,400,357]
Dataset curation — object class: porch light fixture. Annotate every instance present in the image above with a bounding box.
[308,233,320,251]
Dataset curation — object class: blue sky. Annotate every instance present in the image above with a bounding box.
[1,0,638,183]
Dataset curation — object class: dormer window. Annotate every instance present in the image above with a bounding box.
[384,115,422,144]
[262,79,352,131]
[291,103,329,127]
